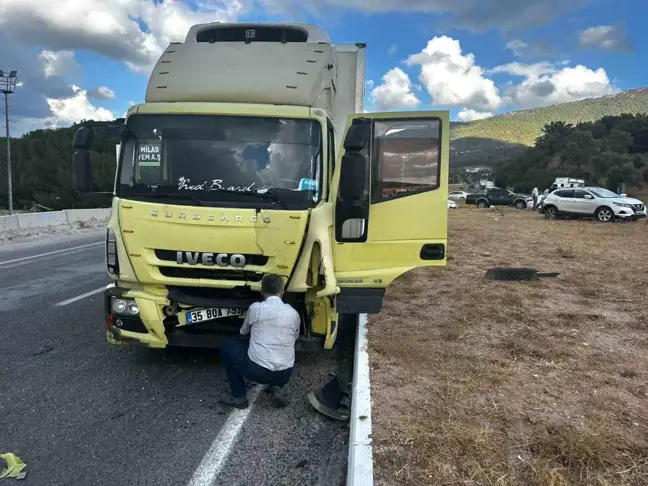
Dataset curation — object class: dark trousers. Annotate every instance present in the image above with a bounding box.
[220,339,293,398]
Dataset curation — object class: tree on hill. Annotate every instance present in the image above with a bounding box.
[0,121,116,210]
[449,87,648,168]
[496,113,648,193]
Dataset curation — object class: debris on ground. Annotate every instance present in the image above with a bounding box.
[0,218,107,243]
[0,453,27,480]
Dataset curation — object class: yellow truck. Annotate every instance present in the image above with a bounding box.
[71,22,449,351]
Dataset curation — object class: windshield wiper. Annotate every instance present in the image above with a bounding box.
[138,192,205,206]
[211,190,285,208]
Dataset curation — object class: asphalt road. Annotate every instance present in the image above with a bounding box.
[0,231,350,485]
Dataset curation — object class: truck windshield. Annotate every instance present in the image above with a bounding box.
[118,114,322,208]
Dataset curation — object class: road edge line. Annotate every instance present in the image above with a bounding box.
[0,242,103,267]
[347,313,373,486]
[188,385,265,486]
[54,286,107,307]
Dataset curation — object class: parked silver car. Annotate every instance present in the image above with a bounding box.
[541,187,647,222]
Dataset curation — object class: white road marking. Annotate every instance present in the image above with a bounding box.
[188,386,265,486]
[54,286,106,307]
[0,242,103,267]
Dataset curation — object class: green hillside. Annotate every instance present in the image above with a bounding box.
[450,87,648,167]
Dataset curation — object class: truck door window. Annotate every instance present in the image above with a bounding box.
[371,119,440,203]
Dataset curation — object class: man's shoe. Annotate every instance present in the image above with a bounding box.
[219,394,249,409]
[269,386,290,407]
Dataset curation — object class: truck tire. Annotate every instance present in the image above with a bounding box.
[476,199,489,209]
[595,206,614,222]
[514,200,527,209]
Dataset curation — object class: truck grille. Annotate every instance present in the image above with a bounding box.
[634,204,644,211]
[159,267,263,282]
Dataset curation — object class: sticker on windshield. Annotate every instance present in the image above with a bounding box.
[298,178,318,191]
[137,142,161,163]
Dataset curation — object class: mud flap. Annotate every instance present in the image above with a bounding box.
[324,299,339,350]
[306,292,339,350]
[307,373,350,421]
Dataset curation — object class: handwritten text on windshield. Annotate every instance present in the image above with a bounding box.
[177,177,255,192]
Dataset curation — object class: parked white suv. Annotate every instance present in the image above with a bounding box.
[541,187,647,222]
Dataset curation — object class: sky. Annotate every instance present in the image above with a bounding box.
[1,0,646,136]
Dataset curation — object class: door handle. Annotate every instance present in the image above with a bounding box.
[420,244,445,260]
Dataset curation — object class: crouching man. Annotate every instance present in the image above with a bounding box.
[219,274,300,409]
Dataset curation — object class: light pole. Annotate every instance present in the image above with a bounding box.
[0,70,18,214]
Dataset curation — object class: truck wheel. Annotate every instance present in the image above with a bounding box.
[595,207,614,222]
[514,200,527,209]
[477,200,489,209]
[544,206,558,220]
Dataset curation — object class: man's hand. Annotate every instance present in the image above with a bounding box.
[239,308,253,335]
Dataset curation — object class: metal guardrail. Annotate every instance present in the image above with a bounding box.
[347,314,373,486]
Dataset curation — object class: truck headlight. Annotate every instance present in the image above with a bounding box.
[111,297,139,316]
[615,202,633,208]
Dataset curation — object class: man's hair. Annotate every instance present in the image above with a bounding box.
[261,274,285,296]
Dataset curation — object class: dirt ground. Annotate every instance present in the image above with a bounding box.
[369,207,648,486]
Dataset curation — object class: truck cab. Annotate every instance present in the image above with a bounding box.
[71,22,449,351]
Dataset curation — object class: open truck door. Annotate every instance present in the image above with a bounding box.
[332,111,449,315]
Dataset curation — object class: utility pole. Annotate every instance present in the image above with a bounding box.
[0,70,18,214]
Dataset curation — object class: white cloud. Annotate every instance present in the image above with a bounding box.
[492,61,619,109]
[365,80,374,90]
[457,108,493,122]
[579,24,632,53]
[490,61,555,78]
[370,68,420,111]
[0,0,247,73]
[388,44,397,55]
[405,36,502,113]
[46,85,114,124]
[506,40,528,57]
[88,86,116,100]
[263,0,581,33]
[38,50,81,78]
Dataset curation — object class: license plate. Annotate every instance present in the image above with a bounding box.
[186,308,244,324]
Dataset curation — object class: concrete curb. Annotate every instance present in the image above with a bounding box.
[0,208,110,231]
[347,313,373,486]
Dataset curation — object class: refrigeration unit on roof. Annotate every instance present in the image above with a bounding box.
[145,22,337,111]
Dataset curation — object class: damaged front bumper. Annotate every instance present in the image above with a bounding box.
[103,284,325,351]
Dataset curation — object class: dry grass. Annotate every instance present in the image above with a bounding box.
[369,208,648,486]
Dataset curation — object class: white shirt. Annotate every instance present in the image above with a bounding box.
[240,296,300,371]
[532,187,539,197]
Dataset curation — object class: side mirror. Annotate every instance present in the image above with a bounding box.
[73,150,92,192]
[339,152,367,200]
[73,126,94,150]
[338,118,370,201]
[584,195,593,199]
[72,126,94,192]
